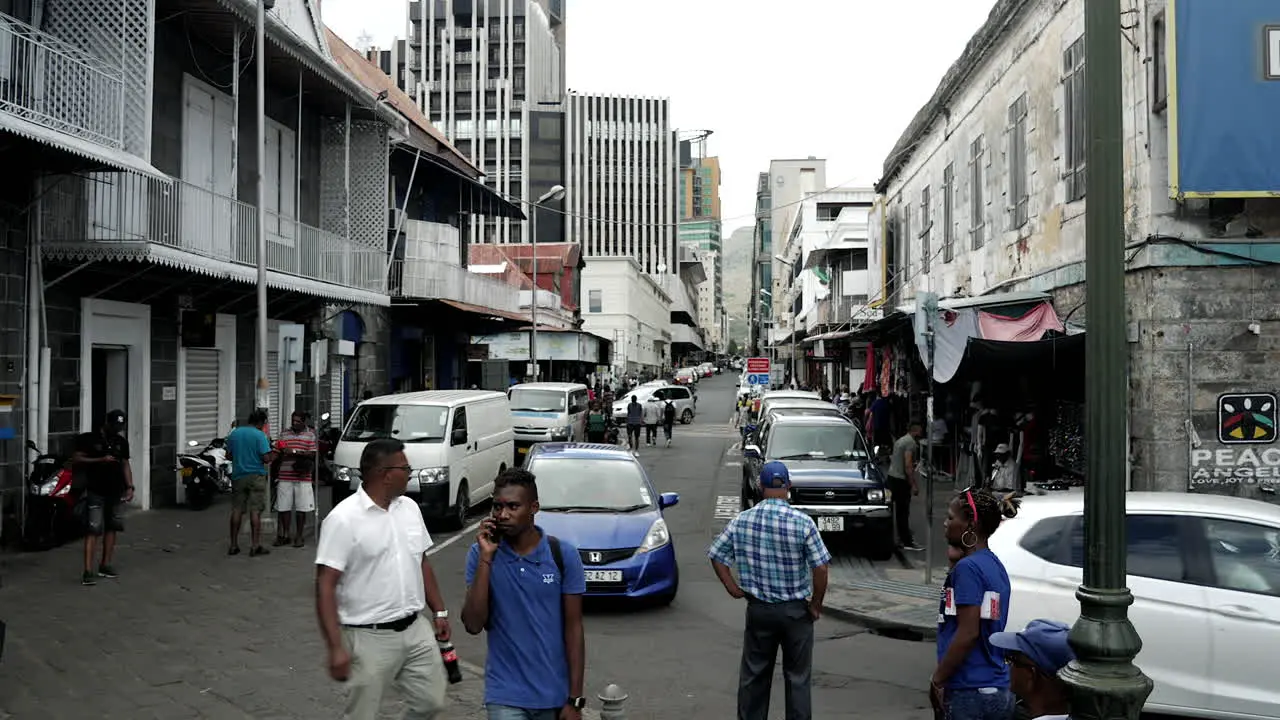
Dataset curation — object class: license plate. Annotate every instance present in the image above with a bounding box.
[584,570,622,583]
[518,446,529,454]
[816,516,845,532]
[181,467,193,477]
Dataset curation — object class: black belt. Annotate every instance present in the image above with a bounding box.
[345,613,418,632]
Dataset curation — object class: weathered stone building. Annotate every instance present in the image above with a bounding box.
[870,0,1280,494]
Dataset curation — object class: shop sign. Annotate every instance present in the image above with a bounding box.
[1192,392,1280,485]
[1218,393,1276,444]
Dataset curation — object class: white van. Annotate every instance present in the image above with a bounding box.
[334,390,514,528]
[507,382,591,460]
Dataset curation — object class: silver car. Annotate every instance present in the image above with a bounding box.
[612,385,697,424]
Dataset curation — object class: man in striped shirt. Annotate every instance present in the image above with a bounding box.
[708,461,831,720]
[274,411,318,548]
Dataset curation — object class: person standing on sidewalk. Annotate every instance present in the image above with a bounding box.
[661,397,676,448]
[625,395,644,452]
[461,467,588,720]
[225,409,275,557]
[73,410,134,586]
[930,487,1019,720]
[888,421,925,552]
[708,461,831,720]
[316,438,452,720]
[274,410,318,548]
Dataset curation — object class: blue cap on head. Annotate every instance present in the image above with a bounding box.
[989,619,1075,675]
[759,461,791,489]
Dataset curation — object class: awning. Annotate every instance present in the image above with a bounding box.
[803,329,856,345]
[0,114,170,182]
[438,298,529,323]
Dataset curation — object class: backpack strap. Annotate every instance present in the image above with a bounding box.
[548,534,566,578]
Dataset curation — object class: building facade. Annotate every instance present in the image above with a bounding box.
[678,150,724,352]
[872,0,1280,494]
[564,92,678,276]
[407,0,566,245]
[748,172,772,354]
[764,158,827,361]
[580,257,673,376]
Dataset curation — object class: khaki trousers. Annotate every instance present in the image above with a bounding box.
[342,618,446,720]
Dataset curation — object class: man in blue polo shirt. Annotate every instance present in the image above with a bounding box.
[461,467,587,720]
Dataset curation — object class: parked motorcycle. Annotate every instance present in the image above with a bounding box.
[22,440,79,551]
[178,437,230,510]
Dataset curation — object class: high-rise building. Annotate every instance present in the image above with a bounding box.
[564,91,678,276]
[678,146,723,351]
[766,158,827,357]
[407,0,566,245]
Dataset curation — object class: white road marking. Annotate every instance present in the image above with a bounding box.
[714,495,741,521]
[723,460,741,468]
[427,518,484,557]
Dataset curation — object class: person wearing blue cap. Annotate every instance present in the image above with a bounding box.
[989,620,1075,720]
[708,460,832,720]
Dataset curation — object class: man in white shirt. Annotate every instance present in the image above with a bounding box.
[315,438,452,719]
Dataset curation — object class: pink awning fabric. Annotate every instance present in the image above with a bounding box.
[861,344,876,392]
[978,303,1065,342]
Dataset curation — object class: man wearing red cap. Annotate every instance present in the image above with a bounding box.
[708,460,831,720]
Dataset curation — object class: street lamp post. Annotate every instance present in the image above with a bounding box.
[528,184,565,382]
[1059,1,1153,718]
[774,254,798,387]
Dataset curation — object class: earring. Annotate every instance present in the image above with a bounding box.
[961,530,978,549]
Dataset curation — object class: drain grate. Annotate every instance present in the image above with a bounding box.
[846,577,943,601]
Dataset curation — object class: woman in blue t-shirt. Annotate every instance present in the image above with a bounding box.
[931,488,1020,720]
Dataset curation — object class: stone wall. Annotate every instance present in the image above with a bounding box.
[0,216,26,535]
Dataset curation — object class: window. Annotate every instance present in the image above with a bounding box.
[1018,515,1074,563]
[1063,38,1087,202]
[919,186,931,273]
[900,204,912,285]
[1152,13,1169,111]
[1008,94,1030,229]
[942,164,955,263]
[588,289,602,313]
[1067,514,1187,583]
[1268,26,1280,81]
[970,136,986,249]
[1203,518,1280,597]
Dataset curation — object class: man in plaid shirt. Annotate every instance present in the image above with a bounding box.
[708,461,831,720]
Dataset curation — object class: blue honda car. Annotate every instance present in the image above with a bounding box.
[523,442,680,604]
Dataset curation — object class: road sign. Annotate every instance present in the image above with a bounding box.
[747,373,770,385]
[746,357,770,374]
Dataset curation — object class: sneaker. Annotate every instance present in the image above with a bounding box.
[81,571,96,586]
[903,543,926,552]
[97,565,119,578]
[666,439,671,448]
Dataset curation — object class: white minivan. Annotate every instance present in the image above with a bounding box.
[507,382,591,461]
[334,390,514,528]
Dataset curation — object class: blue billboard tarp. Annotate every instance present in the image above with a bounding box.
[1172,0,1280,196]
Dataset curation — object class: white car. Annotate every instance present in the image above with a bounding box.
[989,490,1280,719]
[612,385,697,425]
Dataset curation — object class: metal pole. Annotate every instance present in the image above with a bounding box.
[1060,1,1153,717]
[923,318,935,587]
[529,203,538,380]
[254,0,269,415]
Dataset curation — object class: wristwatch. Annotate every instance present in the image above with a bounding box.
[434,610,449,619]
[568,696,586,710]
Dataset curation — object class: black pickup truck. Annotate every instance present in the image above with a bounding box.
[741,414,894,559]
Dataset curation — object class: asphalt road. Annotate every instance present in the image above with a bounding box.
[0,374,937,720]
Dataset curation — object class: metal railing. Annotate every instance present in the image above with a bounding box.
[389,259,522,314]
[40,172,386,293]
[0,11,125,148]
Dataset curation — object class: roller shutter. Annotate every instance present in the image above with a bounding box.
[183,349,221,446]
[267,351,280,437]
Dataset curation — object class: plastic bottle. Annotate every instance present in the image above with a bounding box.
[439,641,463,684]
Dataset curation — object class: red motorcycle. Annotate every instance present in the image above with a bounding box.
[22,440,80,550]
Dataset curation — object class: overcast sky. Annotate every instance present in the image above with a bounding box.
[323,0,998,236]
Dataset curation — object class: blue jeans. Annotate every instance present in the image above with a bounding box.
[945,687,1014,720]
[486,705,559,720]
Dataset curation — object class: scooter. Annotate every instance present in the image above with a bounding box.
[22,440,79,551]
[316,413,341,486]
[177,437,230,510]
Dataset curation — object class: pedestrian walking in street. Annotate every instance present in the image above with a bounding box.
[708,461,831,720]
[661,398,676,448]
[930,487,1020,720]
[461,467,588,720]
[315,437,452,720]
[625,395,643,453]
[888,421,926,552]
[989,619,1075,720]
[225,409,275,557]
[274,410,318,548]
[73,410,134,586]
[643,397,661,446]
[586,401,608,444]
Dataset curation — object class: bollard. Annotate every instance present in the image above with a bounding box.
[598,683,629,719]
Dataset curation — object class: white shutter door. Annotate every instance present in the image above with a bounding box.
[181,83,216,255]
[184,349,221,446]
[264,126,281,239]
[329,359,345,425]
[267,351,280,437]
[279,126,297,243]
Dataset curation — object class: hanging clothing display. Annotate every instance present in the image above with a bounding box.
[1048,400,1085,476]
[862,344,877,393]
[879,347,892,397]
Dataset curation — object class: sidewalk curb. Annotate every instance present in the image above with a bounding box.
[823,604,937,642]
[459,660,602,718]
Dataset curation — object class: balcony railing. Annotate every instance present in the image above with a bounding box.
[40,172,386,293]
[0,11,125,148]
[389,259,522,314]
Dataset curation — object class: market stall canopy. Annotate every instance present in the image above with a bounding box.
[911,291,1074,383]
